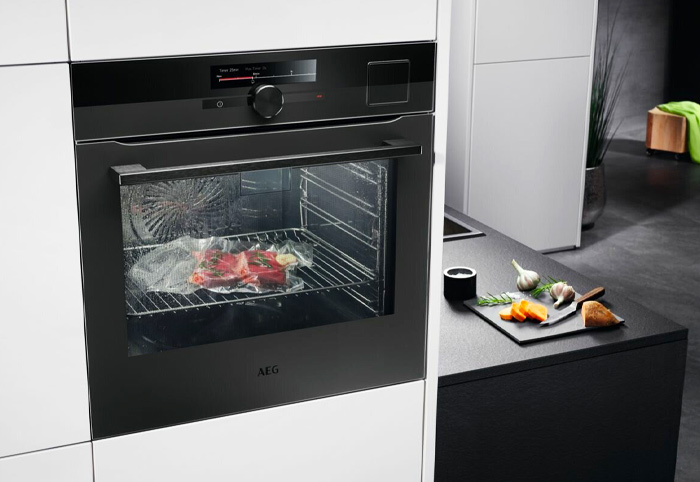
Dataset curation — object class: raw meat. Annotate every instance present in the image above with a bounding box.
[188,249,288,289]
[189,250,250,289]
[242,250,287,286]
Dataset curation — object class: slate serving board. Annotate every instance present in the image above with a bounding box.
[464,290,625,345]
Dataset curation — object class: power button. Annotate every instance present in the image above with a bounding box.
[202,97,247,109]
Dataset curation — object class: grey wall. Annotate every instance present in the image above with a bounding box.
[597,0,672,141]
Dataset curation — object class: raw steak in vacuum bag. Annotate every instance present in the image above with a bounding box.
[128,235,313,295]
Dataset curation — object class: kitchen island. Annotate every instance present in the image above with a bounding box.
[436,208,687,482]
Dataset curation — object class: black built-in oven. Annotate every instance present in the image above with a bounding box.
[73,43,435,439]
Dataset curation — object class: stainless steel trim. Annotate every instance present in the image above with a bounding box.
[110,139,422,185]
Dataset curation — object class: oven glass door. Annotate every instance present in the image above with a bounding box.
[77,114,432,438]
[122,158,396,356]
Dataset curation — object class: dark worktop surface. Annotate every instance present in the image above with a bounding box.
[438,208,688,387]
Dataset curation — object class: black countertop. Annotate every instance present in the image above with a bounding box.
[439,208,688,387]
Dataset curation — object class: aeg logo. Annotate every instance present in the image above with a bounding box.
[257,365,279,377]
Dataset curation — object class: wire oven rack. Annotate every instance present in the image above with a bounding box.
[123,228,378,317]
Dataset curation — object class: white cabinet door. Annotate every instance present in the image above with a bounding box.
[468,58,591,251]
[0,1,69,65]
[475,0,596,64]
[0,64,90,458]
[66,0,438,61]
[445,0,477,213]
[94,381,425,482]
[0,443,93,482]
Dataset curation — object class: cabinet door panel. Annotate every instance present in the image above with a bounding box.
[436,341,686,481]
[67,0,437,61]
[0,443,93,482]
[0,64,90,458]
[468,58,590,251]
[0,0,68,65]
[475,0,595,64]
[94,381,425,482]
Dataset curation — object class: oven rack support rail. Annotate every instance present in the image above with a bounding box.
[123,228,379,317]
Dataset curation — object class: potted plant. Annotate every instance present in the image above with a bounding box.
[582,3,627,229]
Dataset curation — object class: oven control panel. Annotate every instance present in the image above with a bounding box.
[71,43,435,141]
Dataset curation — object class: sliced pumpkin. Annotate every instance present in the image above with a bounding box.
[511,301,527,322]
[499,306,513,321]
[527,303,548,322]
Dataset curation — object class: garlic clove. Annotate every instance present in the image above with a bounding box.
[550,282,575,308]
[511,259,541,291]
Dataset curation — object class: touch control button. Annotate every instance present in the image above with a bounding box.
[202,97,247,109]
[367,60,410,105]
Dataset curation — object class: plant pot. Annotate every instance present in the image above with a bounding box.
[581,164,606,229]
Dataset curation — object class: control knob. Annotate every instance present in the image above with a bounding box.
[249,84,284,119]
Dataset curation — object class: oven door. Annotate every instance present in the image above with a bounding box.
[77,114,433,439]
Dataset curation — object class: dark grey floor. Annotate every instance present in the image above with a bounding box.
[549,140,700,482]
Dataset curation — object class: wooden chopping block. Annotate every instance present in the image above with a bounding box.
[646,107,687,154]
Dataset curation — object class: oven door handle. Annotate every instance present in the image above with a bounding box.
[110,139,422,186]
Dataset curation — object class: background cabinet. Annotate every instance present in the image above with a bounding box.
[66,0,438,61]
[0,64,90,458]
[446,0,597,251]
[0,0,68,65]
[474,0,596,64]
[468,58,591,251]
[93,381,425,482]
[0,443,93,482]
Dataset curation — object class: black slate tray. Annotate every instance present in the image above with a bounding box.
[464,290,625,344]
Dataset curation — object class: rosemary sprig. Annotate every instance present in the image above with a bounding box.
[530,276,566,298]
[249,251,273,268]
[477,292,516,306]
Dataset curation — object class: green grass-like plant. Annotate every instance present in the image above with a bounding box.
[587,1,629,168]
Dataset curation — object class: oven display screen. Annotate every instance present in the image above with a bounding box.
[211,59,317,89]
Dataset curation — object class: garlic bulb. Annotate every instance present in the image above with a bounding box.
[511,259,541,291]
[550,282,575,308]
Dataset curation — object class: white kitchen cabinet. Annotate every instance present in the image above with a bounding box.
[446,0,596,251]
[66,0,437,61]
[0,64,91,458]
[0,1,69,66]
[0,443,93,482]
[94,381,424,482]
[445,0,477,211]
[474,0,596,64]
[468,58,592,251]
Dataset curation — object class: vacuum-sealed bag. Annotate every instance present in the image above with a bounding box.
[129,235,313,295]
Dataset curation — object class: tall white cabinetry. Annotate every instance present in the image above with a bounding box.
[0,443,93,482]
[66,0,438,61]
[0,64,91,459]
[94,382,425,482]
[0,0,69,65]
[447,0,598,251]
[0,2,447,481]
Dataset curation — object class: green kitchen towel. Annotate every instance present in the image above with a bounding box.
[658,101,700,163]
